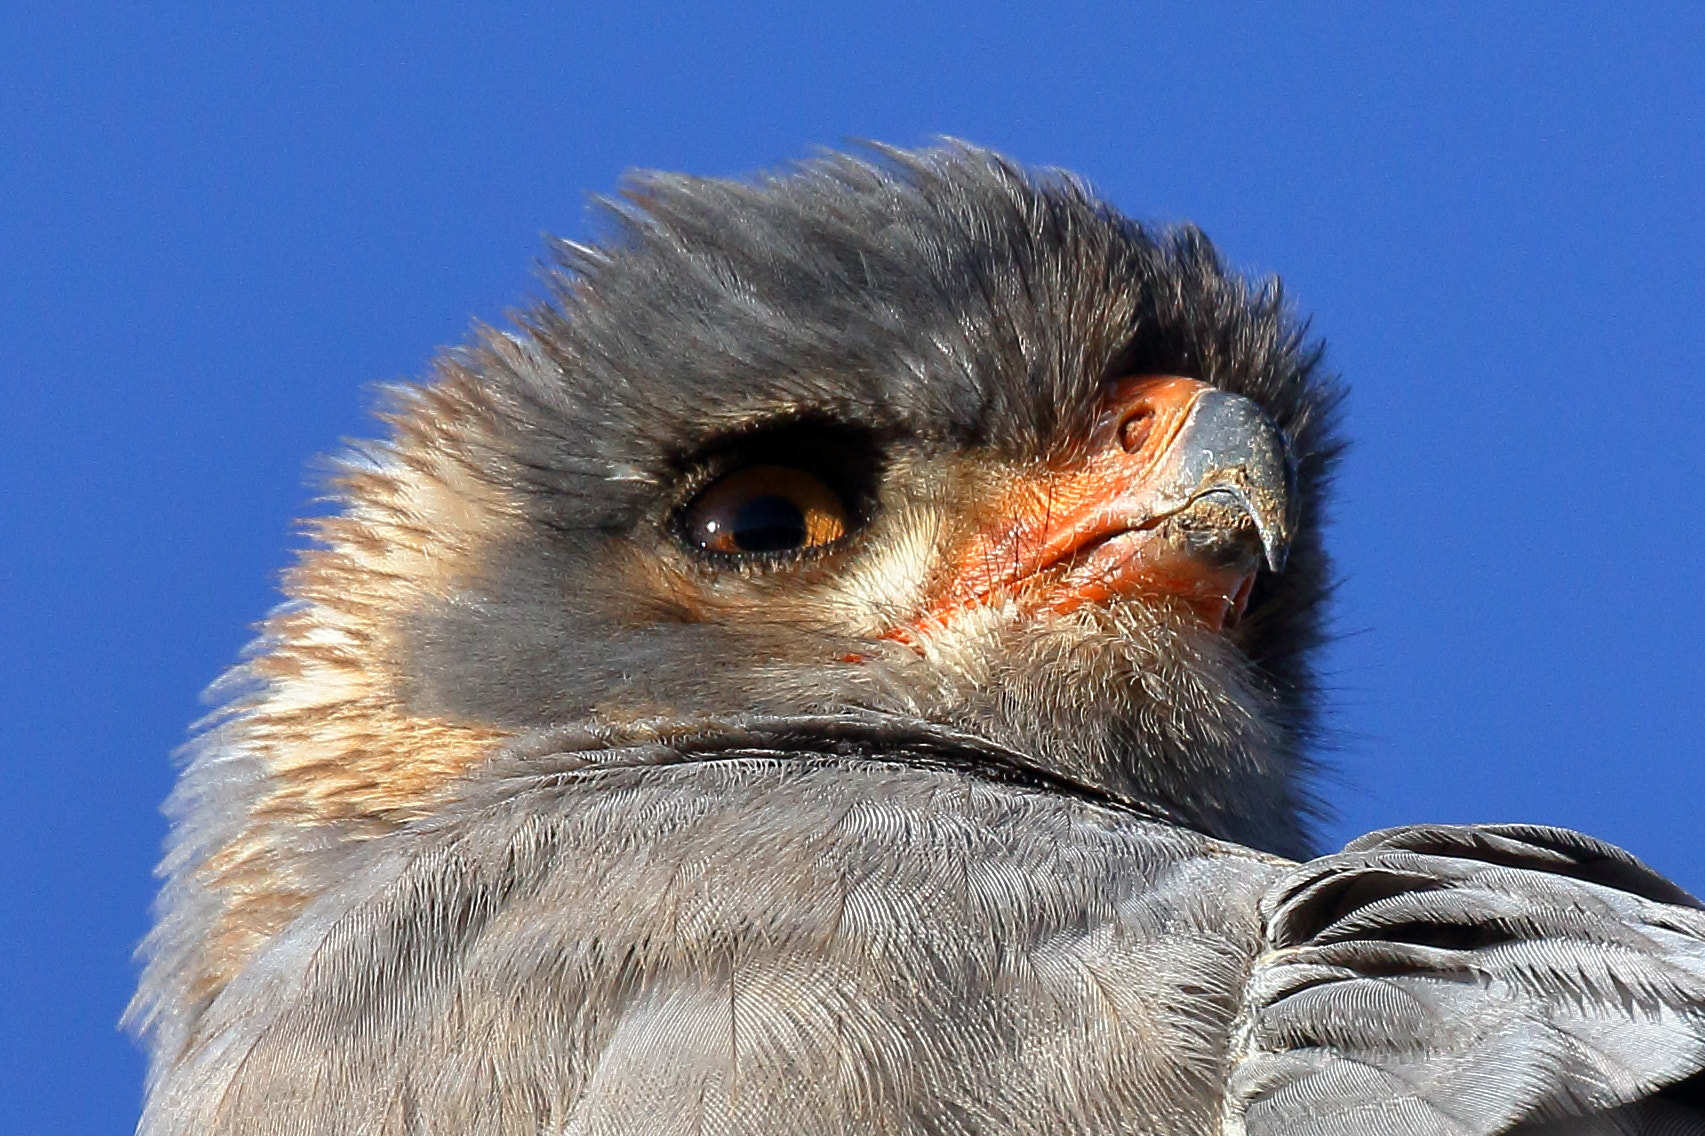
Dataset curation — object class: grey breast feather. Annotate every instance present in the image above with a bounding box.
[141,741,1705,1136]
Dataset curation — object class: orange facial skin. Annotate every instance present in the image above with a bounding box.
[890,376,1266,644]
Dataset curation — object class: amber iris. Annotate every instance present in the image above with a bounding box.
[684,465,849,554]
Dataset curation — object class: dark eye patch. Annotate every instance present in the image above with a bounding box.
[670,420,884,565]
[683,465,848,554]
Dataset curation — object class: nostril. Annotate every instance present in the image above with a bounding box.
[1119,407,1155,454]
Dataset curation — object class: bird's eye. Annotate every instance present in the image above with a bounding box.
[682,465,849,556]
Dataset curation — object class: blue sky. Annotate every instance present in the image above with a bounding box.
[5,3,1704,1130]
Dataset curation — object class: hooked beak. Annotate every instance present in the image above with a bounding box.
[897,375,1296,636]
[1117,378,1296,575]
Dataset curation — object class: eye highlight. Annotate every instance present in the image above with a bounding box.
[683,465,849,556]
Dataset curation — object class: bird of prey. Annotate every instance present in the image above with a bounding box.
[130,143,1705,1135]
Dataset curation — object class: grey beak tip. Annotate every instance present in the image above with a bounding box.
[1175,391,1297,577]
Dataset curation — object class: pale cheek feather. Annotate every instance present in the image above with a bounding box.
[172,408,530,1007]
[830,508,943,635]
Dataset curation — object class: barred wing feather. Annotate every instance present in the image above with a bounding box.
[1233,825,1705,1136]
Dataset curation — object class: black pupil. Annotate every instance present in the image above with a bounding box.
[731,494,808,552]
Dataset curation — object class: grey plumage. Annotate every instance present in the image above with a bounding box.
[131,144,1705,1134]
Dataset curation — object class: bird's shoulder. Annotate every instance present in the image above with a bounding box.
[1232,823,1705,1136]
[148,745,1288,1136]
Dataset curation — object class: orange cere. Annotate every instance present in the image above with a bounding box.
[889,375,1259,640]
